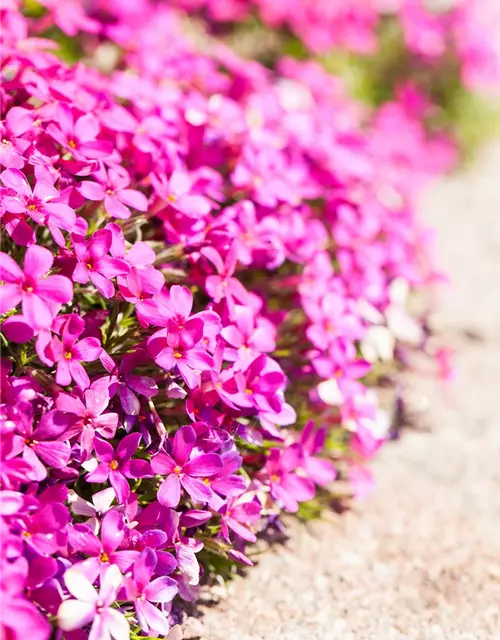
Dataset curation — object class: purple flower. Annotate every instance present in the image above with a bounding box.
[86,433,152,504]
[98,351,159,417]
[57,564,129,639]
[80,167,148,220]
[0,245,73,330]
[151,425,223,507]
[125,548,178,636]
[42,314,102,390]
[72,229,130,299]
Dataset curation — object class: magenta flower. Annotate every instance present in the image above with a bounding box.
[56,384,118,456]
[0,107,33,169]
[0,245,73,330]
[227,354,287,413]
[201,245,250,309]
[219,496,261,543]
[72,229,130,299]
[147,319,214,389]
[19,501,70,555]
[86,433,152,504]
[220,304,276,362]
[265,446,316,513]
[150,170,212,216]
[151,425,223,507]
[17,410,72,481]
[70,487,116,533]
[80,167,148,220]
[297,421,337,487]
[47,103,112,160]
[1,168,76,246]
[42,314,102,390]
[58,564,129,639]
[69,509,138,578]
[125,548,178,636]
[140,285,221,338]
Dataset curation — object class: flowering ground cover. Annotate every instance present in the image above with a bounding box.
[0,1,497,639]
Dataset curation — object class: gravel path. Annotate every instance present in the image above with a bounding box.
[197,141,500,640]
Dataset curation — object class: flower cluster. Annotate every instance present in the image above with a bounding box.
[0,1,464,639]
[172,0,500,91]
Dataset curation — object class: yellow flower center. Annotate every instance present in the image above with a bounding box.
[100,552,109,563]
[110,460,119,470]
[173,352,182,359]
[173,465,182,475]
[68,139,77,149]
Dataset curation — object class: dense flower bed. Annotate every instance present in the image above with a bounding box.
[0,1,483,639]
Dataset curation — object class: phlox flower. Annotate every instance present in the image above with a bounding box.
[1,167,76,247]
[147,318,214,389]
[16,409,72,481]
[80,167,148,220]
[0,107,34,169]
[86,433,152,504]
[265,446,316,513]
[71,228,130,299]
[151,425,223,507]
[125,548,178,636]
[46,103,112,160]
[40,314,102,390]
[0,244,73,330]
[69,509,138,579]
[57,564,129,640]
[56,383,119,456]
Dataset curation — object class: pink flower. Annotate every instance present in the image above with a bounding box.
[72,229,130,299]
[202,244,250,310]
[0,107,33,169]
[151,425,223,507]
[1,168,76,246]
[57,565,129,639]
[86,433,152,504]
[0,245,73,330]
[150,170,212,217]
[147,317,215,389]
[41,314,102,390]
[80,167,148,220]
[125,548,178,636]
[46,103,112,160]
[56,384,119,456]
[17,410,72,481]
[265,446,315,513]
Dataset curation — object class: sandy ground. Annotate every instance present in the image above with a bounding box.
[195,141,500,640]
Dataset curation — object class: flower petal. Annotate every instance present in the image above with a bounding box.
[183,453,223,477]
[157,474,181,508]
[58,600,96,631]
